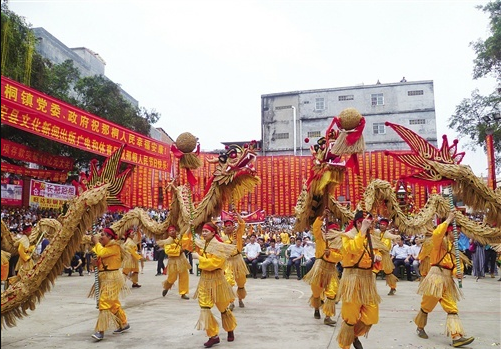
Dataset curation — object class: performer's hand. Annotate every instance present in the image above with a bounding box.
[456,272,463,280]
[446,211,456,224]
[324,249,331,258]
[374,255,382,262]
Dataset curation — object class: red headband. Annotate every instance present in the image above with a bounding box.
[167,225,177,232]
[327,223,339,231]
[202,223,217,233]
[103,227,118,240]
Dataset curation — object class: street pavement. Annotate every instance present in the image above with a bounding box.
[2,261,500,349]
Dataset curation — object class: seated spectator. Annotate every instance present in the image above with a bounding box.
[391,237,412,281]
[409,237,423,280]
[261,239,281,279]
[302,236,316,275]
[243,234,261,279]
[286,238,304,280]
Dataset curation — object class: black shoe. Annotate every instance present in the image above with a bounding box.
[452,336,474,347]
[261,276,267,279]
[275,276,279,279]
[416,327,428,339]
[314,309,321,319]
[155,273,161,276]
[285,275,289,279]
[353,337,363,349]
[162,289,168,297]
[113,323,130,334]
[253,275,257,279]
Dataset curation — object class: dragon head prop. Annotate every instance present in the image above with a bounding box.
[207,141,258,186]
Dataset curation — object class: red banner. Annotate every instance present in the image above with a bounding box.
[1,139,74,170]
[1,162,68,182]
[1,76,170,171]
[1,178,23,206]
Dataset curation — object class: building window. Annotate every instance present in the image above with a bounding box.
[303,101,310,104]
[408,90,424,96]
[373,123,386,134]
[274,133,289,140]
[371,93,384,106]
[307,131,321,138]
[315,98,325,110]
[409,119,426,125]
[338,95,354,101]
[275,106,292,110]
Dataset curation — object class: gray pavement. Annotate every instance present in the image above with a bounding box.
[2,261,500,349]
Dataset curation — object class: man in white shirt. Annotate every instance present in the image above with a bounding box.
[286,239,304,280]
[243,234,261,279]
[391,237,412,281]
[409,237,423,280]
[302,236,316,275]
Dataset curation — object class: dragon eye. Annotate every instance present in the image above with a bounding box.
[314,144,320,152]
[317,137,326,146]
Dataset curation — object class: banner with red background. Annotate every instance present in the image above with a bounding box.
[1,76,170,171]
[1,162,68,182]
[1,139,74,170]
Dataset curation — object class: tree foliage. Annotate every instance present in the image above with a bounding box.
[449,0,501,174]
[1,4,161,175]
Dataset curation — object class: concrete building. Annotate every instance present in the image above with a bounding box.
[261,80,437,155]
[32,27,138,107]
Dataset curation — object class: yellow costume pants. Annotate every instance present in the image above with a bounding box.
[165,269,190,295]
[420,293,458,314]
[122,267,139,284]
[311,278,338,317]
[341,301,379,327]
[197,288,235,337]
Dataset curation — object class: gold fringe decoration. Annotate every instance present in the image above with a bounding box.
[110,207,166,239]
[354,321,372,338]
[166,254,192,275]
[2,220,18,255]
[323,297,336,317]
[433,162,501,226]
[385,273,399,288]
[1,250,11,264]
[414,309,428,328]
[381,252,395,274]
[87,269,129,300]
[236,287,247,300]
[195,237,237,260]
[302,259,338,288]
[331,131,365,155]
[221,310,237,332]
[227,255,248,280]
[193,269,236,304]
[179,153,202,170]
[309,295,322,309]
[445,313,465,337]
[95,309,120,332]
[1,185,109,329]
[417,266,463,301]
[337,268,381,305]
[196,308,218,331]
[337,321,355,348]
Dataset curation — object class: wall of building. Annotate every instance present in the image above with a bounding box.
[261,80,437,155]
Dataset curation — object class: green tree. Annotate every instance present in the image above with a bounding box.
[448,0,501,174]
[1,5,161,175]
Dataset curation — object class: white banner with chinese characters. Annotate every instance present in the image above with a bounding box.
[29,179,76,209]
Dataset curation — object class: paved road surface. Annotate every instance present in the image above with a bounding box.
[2,261,500,349]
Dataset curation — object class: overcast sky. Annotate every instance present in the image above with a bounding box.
[8,0,497,176]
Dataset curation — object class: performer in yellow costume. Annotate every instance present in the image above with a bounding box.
[194,222,237,348]
[303,213,343,327]
[1,250,11,291]
[222,214,248,309]
[122,229,142,288]
[372,218,399,295]
[162,225,191,299]
[14,225,35,278]
[90,227,130,341]
[337,212,380,349]
[414,211,474,348]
